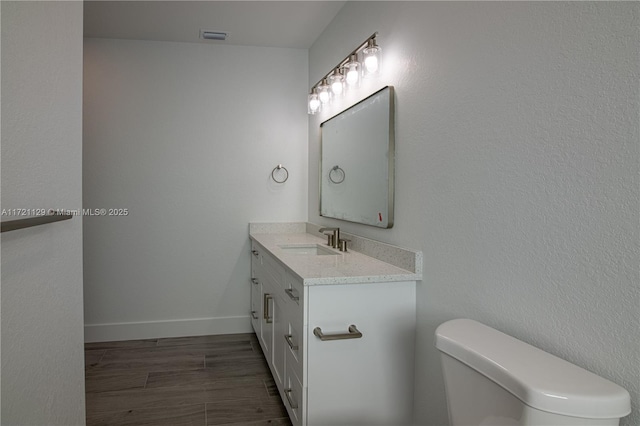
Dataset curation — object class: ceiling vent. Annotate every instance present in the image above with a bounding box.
[200,30,228,41]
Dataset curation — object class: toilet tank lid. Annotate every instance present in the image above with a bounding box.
[435,319,631,419]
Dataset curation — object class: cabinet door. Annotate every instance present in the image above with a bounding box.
[261,274,285,388]
[260,274,275,364]
[306,281,416,426]
[271,292,286,389]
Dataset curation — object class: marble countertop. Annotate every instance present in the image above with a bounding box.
[250,231,421,285]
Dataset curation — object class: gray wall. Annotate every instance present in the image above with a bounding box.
[308,2,639,425]
[83,38,308,341]
[1,1,86,424]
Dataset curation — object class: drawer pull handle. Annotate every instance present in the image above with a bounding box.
[251,250,259,257]
[251,278,259,285]
[284,388,298,409]
[313,324,362,341]
[284,288,299,301]
[284,334,298,350]
[263,294,273,324]
[250,310,258,320]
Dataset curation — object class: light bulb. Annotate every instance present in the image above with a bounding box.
[344,54,360,88]
[317,79,331,104]
[328,69,345,97]
[364,55,379,73]
[363,38,381,78]
[308,89,321,114]
[346,68,359,85]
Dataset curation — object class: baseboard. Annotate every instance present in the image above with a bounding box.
[84,315,253,342]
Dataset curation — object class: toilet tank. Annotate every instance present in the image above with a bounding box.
[435,319,631,426]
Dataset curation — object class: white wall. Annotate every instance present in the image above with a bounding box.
[83,38,308,341]
[308,3,639,425]
[1,1,86,424]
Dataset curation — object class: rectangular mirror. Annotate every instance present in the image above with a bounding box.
[320,86,394,228]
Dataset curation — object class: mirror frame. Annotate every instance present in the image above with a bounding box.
[319,86,395,228]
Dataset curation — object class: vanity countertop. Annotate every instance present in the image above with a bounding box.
[250,231,421,285]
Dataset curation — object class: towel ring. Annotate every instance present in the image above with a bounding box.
[329,165,345,184]
[271,164,289,183]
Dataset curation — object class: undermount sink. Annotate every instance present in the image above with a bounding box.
[278,244,339,256]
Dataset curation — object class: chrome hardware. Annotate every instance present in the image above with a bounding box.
[284,288,299,301]
[263,294,273,323]
[251,310,258,320]
[313,324,362,341]
[271,164,289,183]
[284,334,298,350]
[338,238,350,252]
[284,388,298,409]
[251,249,259,257]
[326,234,335,247]
[318,227,340,249]
[251,278,259,285]
[329,165,345,184]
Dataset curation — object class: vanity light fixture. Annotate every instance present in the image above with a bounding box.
[307,32,381,114]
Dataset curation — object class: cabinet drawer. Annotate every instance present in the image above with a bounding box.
[250,279,260,333]
[262,250,285,289]
[284,320,303,381]
[251,241,262,265]
[284,350,305,426]
[283,272,304,323]
[250,242,262,287]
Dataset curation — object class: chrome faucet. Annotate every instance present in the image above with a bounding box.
[319,227,340,249]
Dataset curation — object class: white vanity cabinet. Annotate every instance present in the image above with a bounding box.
[250,237,417,426]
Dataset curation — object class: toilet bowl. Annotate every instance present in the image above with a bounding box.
[435,319,631,426]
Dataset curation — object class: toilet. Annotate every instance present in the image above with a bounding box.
[435,319,631,426]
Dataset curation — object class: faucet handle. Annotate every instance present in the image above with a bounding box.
[338,238,350,252]
[319,227,337,246]
[325,233,335,246]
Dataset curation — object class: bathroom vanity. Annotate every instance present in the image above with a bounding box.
[249,223,421,426]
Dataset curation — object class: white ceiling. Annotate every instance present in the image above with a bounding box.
[84,1,347,49]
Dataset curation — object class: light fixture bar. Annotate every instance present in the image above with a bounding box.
[308,32,381,114]
[310,32,378,92]
[201,31,227,41]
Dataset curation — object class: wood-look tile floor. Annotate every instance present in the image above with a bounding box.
[85,333,292,426]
